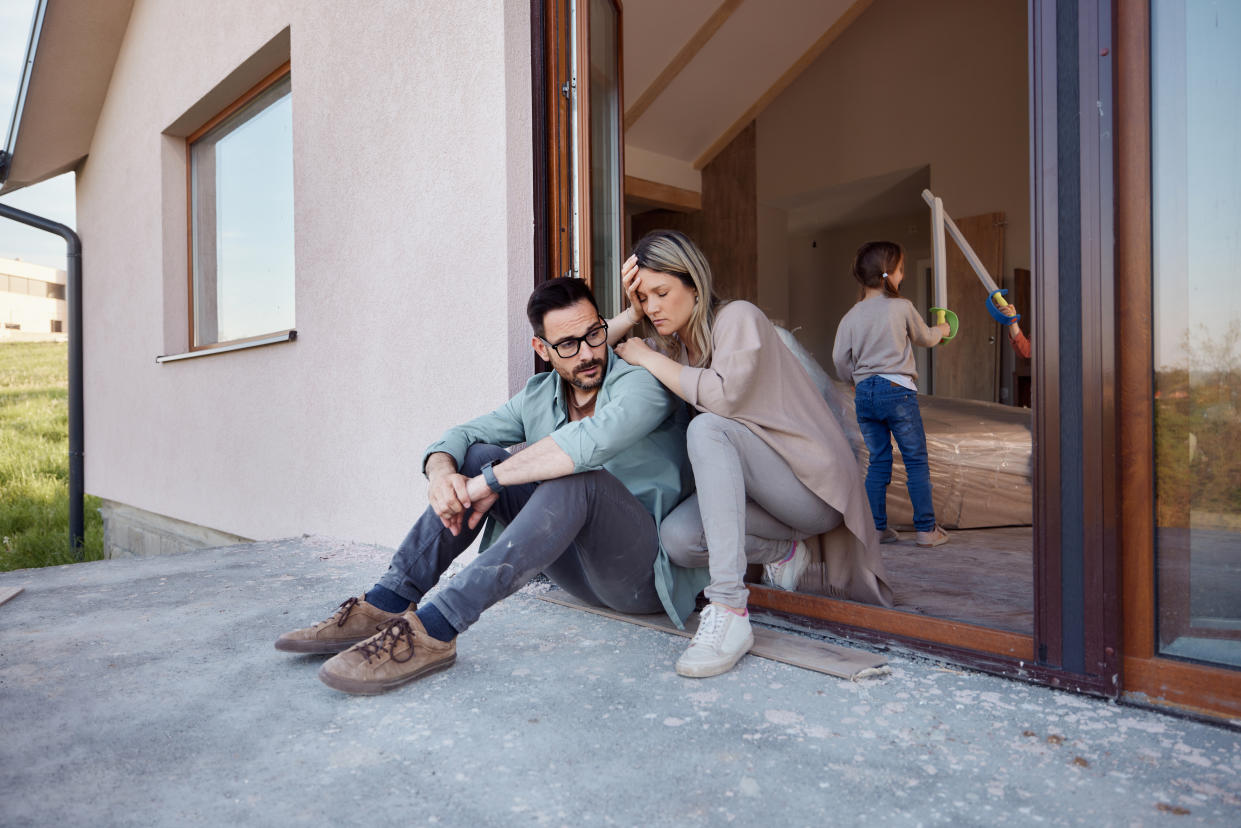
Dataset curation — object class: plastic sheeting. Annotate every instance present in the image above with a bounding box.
[775,327,1032,529]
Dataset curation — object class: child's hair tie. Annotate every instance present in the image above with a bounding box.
[882,272,889,279]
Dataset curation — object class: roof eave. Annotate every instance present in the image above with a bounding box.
[0,0,135,196]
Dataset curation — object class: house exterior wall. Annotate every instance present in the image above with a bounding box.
[0,257,67,339]
[75,0,533,547]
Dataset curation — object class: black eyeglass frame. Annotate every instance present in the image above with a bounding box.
[540,318,609,359]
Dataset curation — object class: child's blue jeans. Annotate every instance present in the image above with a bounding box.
[854,376,936,532]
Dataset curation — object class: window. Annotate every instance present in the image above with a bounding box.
[46,282,65,301]
[188,66,294,348]
[50,320,62,333]
[585,0,622,318]
[542,0,623,314]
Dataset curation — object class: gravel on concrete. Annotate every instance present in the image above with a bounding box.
[1,537,1238,827]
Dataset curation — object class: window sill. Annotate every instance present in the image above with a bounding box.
[156,330,296,363]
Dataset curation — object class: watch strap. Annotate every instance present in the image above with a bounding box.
[481,460,504,494]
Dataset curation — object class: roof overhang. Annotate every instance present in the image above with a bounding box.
[0,0,135,195]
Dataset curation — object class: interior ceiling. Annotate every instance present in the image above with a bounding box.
[623,0,861,168]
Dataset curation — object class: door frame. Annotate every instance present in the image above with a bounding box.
[1115,0,1241,719]
[529,0,1238,718]
[532,0,623,297]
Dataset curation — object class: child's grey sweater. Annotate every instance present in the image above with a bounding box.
[832,295,943,384]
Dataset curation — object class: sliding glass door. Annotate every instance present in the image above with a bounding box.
[1151,0,1241,670]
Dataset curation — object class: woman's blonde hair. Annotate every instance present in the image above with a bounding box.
[631,229,722,367]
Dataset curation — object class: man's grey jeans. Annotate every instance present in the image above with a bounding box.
[378,443,664,635]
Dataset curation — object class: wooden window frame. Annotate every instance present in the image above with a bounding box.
[184,61,293,352]
[536,0,624,298]
[1115,0,1241,720]
[540,1,573,284]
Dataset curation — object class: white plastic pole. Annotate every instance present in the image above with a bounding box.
[921,189,1005,300]
[931,195,947,321]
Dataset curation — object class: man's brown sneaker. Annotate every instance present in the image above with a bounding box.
[274,596,410,654]
[317,611,456,695]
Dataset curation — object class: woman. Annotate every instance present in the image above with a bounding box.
[608,229,891,678]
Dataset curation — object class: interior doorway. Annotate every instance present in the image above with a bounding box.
[617,0,1035,641]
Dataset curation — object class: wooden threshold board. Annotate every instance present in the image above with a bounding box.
[0,587,24,608]
[536,591,888,681]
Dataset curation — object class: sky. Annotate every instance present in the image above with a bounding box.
[1151,0,1241,373]
[0,0,76,271]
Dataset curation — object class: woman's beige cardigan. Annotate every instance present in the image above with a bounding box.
[677,301,893,607]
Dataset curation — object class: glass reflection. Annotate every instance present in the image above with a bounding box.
[588,0,621,318]
[191,76,295,346]
[1152,0,1241,669]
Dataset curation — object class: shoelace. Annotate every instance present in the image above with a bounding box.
[762,560,784,582]
[355,616,417,664]
[691,605,727,648]
[762,541,796,584]
[330,596,360,628]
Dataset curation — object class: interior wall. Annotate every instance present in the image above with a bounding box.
[631,121,757,304]
[757,204,790,325]
[757,0,1030,391]
[787,211,930,383]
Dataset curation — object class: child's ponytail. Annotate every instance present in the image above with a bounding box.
[852,241,904,299]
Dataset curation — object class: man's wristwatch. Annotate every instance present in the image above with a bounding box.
[480,460,504,494]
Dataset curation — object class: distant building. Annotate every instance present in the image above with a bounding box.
[0,256,67,341]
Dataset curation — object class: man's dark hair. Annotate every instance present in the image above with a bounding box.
[526,277,600,338]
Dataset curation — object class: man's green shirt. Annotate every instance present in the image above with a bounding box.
[422,347,707,627]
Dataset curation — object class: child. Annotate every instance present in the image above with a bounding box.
[998,303,1030,358]
[832,241,951,548]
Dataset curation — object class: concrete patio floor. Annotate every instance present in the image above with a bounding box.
[1,536,1238,826]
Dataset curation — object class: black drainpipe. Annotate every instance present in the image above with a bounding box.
[0,162,85,559]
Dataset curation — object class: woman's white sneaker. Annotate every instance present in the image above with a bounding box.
[761,539,810,591]
[675,603,755,678]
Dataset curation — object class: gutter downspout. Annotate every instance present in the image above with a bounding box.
[1,0,84,558]
[0,198,85,559]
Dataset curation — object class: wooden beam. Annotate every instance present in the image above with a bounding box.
[1123,656,1241,720]
[747,585,1034,660]
[624,175,701,213]
[537,591,889,680]
[623,0,744,128]
[693,0,872,170]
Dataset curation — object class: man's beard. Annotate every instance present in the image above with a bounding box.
[567,358,605,390]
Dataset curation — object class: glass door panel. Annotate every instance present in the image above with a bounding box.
[586,0,622,318]
[1152,0,1241,669]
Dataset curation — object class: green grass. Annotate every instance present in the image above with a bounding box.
[1,342,103,571]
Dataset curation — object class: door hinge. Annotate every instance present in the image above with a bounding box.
[560,79,575,99]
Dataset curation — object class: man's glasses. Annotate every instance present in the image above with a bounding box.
[541,319,608,358]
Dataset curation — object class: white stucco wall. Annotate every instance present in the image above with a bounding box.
[76,0,533,545]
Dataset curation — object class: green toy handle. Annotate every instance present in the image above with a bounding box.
[929,307,958,343]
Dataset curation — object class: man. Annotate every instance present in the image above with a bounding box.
[276,277,696,695]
